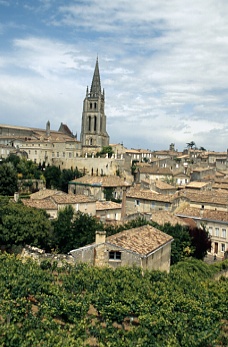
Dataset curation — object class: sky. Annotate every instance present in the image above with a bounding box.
[0,0,228,152]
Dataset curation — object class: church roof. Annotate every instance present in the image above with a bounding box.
[90,58,101,96]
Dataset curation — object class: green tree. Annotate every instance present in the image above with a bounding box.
[0,198,52,250]
[96,146,114,158]
[59,168,83,193]
[44,165,61,189]
[160,223,193,264]
[186,141,196,149]
[189,225,211,259]
[0,162,18,195]
[52,206,74,253]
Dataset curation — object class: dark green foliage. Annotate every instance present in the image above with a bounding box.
[189,225,212,259]
[0,198,52,250]
[0,254,227,346]
[44,165,62,189]
[6,155,41,179]
[0,162,18,195]
[52,209,103,253]
[159,223,193,264]
[96,145,114,158]
[44,166,83,192]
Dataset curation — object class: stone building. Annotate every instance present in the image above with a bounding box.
[69,226,173,272]
[80,58,109,155]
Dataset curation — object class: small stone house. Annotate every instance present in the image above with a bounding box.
[96,200,122,221]
[22,189,96,218]
[176,206,228,258]
[68,175,131,201]
[69,225,173,272]
[125,187,174,214]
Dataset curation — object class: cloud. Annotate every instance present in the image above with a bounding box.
[0,0,228,151]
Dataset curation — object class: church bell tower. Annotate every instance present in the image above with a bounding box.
[80,58,109,155]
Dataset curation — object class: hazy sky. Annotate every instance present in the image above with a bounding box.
[0,0,228,152]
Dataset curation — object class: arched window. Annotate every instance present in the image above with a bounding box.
[94,102,97,109]
[94,116,97,131]
[90,103,92,109]
[91,168,93,176]
[88,116,91,131]
[90,138,93,145]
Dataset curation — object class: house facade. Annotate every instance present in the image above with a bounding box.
[69,226,173,272]
[176,207,228,258]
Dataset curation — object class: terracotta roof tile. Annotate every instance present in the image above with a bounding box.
[151,211,188,226]
[96,201,122,211]
[22,198,57,210]
[176,207,228,223]
[30,189,66,200]
[106,225,173,256]
[179,189,228,205]
[126,187,173,202]
[70,175,131,187]
[52,194,95,204]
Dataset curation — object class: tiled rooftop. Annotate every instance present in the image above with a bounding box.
[52,194,95,204]
[30,189,66,200]
[22,198,57,210]
[179,189,228,205]
[126,187,172,202]
[70,175,131,187]
[138,167,173,175]
[176,206,228,223]
[155,180,176,190]
[151,211,188,226]
[106,224,173,256]
[96,200,122,211]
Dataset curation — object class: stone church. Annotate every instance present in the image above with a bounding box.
[0,58,111,165]
[80,58,110,155]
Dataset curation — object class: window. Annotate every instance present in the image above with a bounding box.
[69,152,72,158]
[63,152,65,157]
[52,152,54,157]
[215,228,219,237]
[135,199,140,206]
[221,244,225,252]
[88,116,91,131]
[208,227,213,236]
[109,251,121,260]
[222,229,226,238]
[57,152,59,157]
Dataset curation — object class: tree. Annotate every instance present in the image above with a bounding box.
[186,141,196,149]
[96,146,114,158]
[188,225,211,259]
[0,162,18,196]
[59,168,83,193]
[43,165,61,189]
[160,223,193,264]
[52,206,74,253]
[0,198,52,251]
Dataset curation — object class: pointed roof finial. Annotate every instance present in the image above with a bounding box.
[90,57,101,96]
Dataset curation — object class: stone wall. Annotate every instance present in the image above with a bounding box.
[20,245,75,267]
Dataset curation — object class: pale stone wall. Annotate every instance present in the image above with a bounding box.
[57,201,96,216]
[54,156,126,175]
[96,208,122,221]
[126,197,172,214]
[141,243,171,273]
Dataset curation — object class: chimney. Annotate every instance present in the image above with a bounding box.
[121,187,127,220]
[95,231,106,244]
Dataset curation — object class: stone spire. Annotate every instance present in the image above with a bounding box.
[90,57,101,97]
